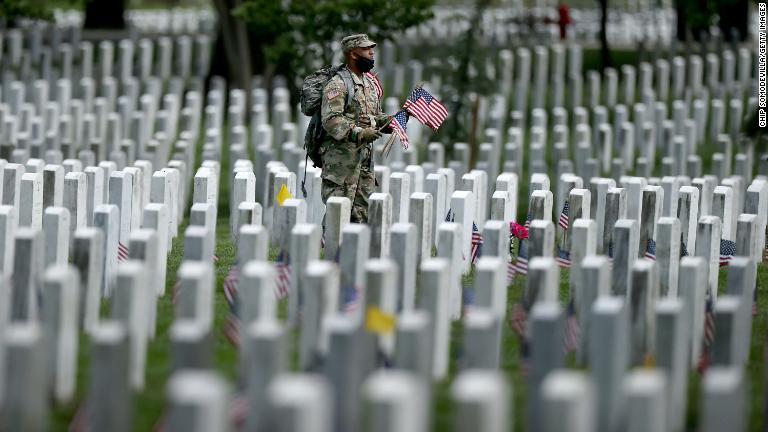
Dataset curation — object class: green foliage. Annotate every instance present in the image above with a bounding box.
[234,0,436,82]
[0,0,54,24]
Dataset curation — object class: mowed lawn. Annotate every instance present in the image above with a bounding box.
[48,186,767,431]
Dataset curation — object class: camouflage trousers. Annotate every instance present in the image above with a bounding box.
[321,145,374,224]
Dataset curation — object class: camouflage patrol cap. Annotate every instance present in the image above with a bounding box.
[341,34,376,54]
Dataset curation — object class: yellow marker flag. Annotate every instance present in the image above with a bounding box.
[276,184,293,206]
[365,306,396,334]
[642,354,656,368]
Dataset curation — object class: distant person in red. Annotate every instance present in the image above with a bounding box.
[558,3,572,40]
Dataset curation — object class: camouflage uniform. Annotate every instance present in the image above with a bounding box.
[320,35,389,223]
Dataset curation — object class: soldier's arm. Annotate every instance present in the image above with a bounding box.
[321,78,357,141]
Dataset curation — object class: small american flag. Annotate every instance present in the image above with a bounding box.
[445,208,455,222]
[365,72,383,98]
[645,238,657,261]
[388,110,410,150]
[523,213,532,230]
[556,247,571,268]
[558,201,570,231]
[223,263,240,306]
[563,299,581,353]
[223,313,241,347]
[719,239,736,266]
[512,239,529,275]
[118,241,129,262]
[275,249,292,299]
[402,87,448,131]
[704,296,715,346]
[342,285,360,314]
[680,239,689,257]
[509,302,528,337]
[470,222,483,264]
[507,259,516,283]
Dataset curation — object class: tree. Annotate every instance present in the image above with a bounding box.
[83,0,126,30]
[214,0,435,103]
[597,0,611,70]
[0,0,53,26]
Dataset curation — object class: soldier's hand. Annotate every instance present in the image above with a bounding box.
[379,115,394,134]
[358,127,382,144]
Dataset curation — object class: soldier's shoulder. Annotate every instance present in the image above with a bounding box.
[323,75,346,92]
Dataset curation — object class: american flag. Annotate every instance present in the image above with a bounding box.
[275,249,292,299]
[719,239,736,266]
[118,241,129,262]
[563,299,581,353]
[223,263,240,306]
[556,247,571,268]
[388,110,410,150]
[512,243,528,275]
[342,285,361,314]
[645,238,657,261]
[470,222,483,264]
[222,263,241,347]
[704,296,715,346]
[402,87,448,131]
[680,239,689,257]
[523,213,532,230]
[509,302,528,337]
[223,313,241,347]
[445,208,455,222]
[507,258,516,283]
[365,72,383,98]
[558,201,570,231]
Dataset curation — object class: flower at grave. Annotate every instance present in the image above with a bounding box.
[510,221,529,240]
[365,306,396,334]
[276,183,293,206]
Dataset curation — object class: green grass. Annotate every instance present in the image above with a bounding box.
[49,208,768,431]
[48,101,766,431]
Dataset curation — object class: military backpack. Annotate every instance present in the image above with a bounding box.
[300,64,355,170]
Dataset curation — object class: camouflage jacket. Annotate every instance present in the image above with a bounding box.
[321,68,389,143]
[320,68,388,184]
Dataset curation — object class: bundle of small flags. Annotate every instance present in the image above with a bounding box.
[274,249,292,299]
[402,87,449,131]
[719,239,736,266]
[386,87,448,152]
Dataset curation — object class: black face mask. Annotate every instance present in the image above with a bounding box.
[355,56,374,72]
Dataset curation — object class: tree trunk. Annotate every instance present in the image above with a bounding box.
[83,0,126,30]
[210,0,253,96]
[598,0,612,70]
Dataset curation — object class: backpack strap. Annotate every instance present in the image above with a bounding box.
[336,67,356,111]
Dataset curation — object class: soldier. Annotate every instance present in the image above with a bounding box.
[320,33,392,223]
